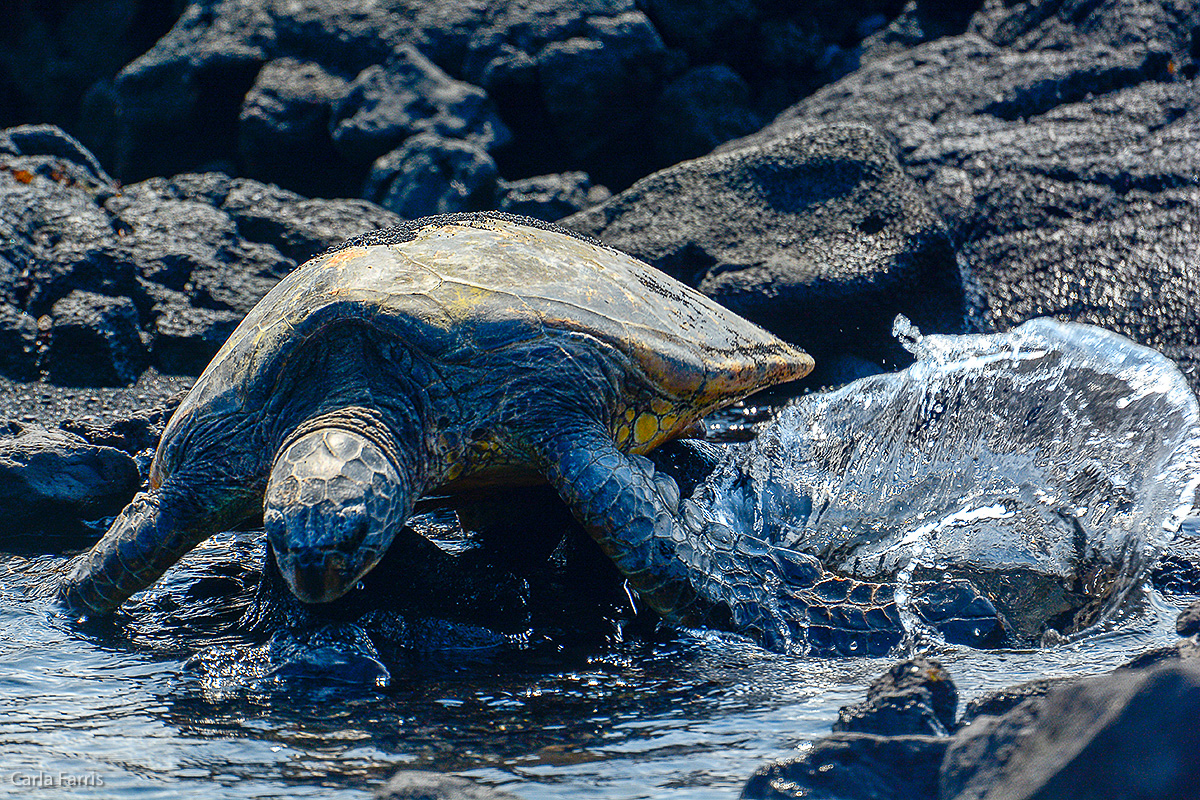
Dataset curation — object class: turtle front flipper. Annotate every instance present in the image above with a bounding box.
[539,426,909,655]
[60,477,259,616]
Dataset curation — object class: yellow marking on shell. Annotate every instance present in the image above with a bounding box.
[441,282,494,318]
[634,413,660,446]
[624,407,636,423]
[651,397,675,416]
[616,424,632,444]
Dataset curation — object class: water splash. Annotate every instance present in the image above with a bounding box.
[696,319,1200,642]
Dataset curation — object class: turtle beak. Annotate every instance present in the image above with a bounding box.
[276,546,355,603]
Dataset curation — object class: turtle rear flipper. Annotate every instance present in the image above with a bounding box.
[60,476,259,615]
[539,425,911,655]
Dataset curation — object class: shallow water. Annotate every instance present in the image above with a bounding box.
[0,550,1189,799]
[2,320,1198,798]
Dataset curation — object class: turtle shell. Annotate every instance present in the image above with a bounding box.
[153,212,812,483]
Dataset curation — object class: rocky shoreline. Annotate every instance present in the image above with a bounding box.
[3,1,1200,798]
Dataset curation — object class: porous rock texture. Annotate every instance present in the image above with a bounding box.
[40,0,901,202]
[0,125,400,387]
[0,422,140,539]
[562,124,963,380]
[723,0,1200,388]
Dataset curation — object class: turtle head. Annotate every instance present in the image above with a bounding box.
[264,427,409,603]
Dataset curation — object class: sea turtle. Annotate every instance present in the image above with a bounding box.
[60,212,988,654]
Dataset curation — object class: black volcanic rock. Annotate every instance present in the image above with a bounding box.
[941,662,1200,800]
[71,1,909,198]
[152,303,243,375]
[0,1,185,132]
[834,658,959,737]
[0,304,40,381]
[745,655,1200,800]
[1177,599,1200,638]
[331,44,510,165]
[563,124,963,382]
[218,178,401,263]
[0,124,401,388]
[238,57,354,197]
[742,733,949,800]
[721,0,1200,388]
[46,291,147,387]
[365,133,499,218]
[0,422,140,540]
[650,64,763,169]
[497,172,610,223]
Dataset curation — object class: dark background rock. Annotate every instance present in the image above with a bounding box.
[497,172,611,223]
[722,1,1200,389]
[0,1,186,132]
[0,125,402,390]
[237,57,354,197]
[59,396,181,460]
[364,132,499,218]
[54,0,911,205]
[0,422,140,541]
[0,304,40,381]
[151,303,243,375]
[330,44,510,165]
[563,124,964,382]
[46,291,147,387]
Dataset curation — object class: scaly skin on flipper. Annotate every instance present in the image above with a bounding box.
[61,475,260,615]
[540,425,1002,654]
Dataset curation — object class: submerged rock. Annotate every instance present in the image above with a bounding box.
[694,319,1200,645]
